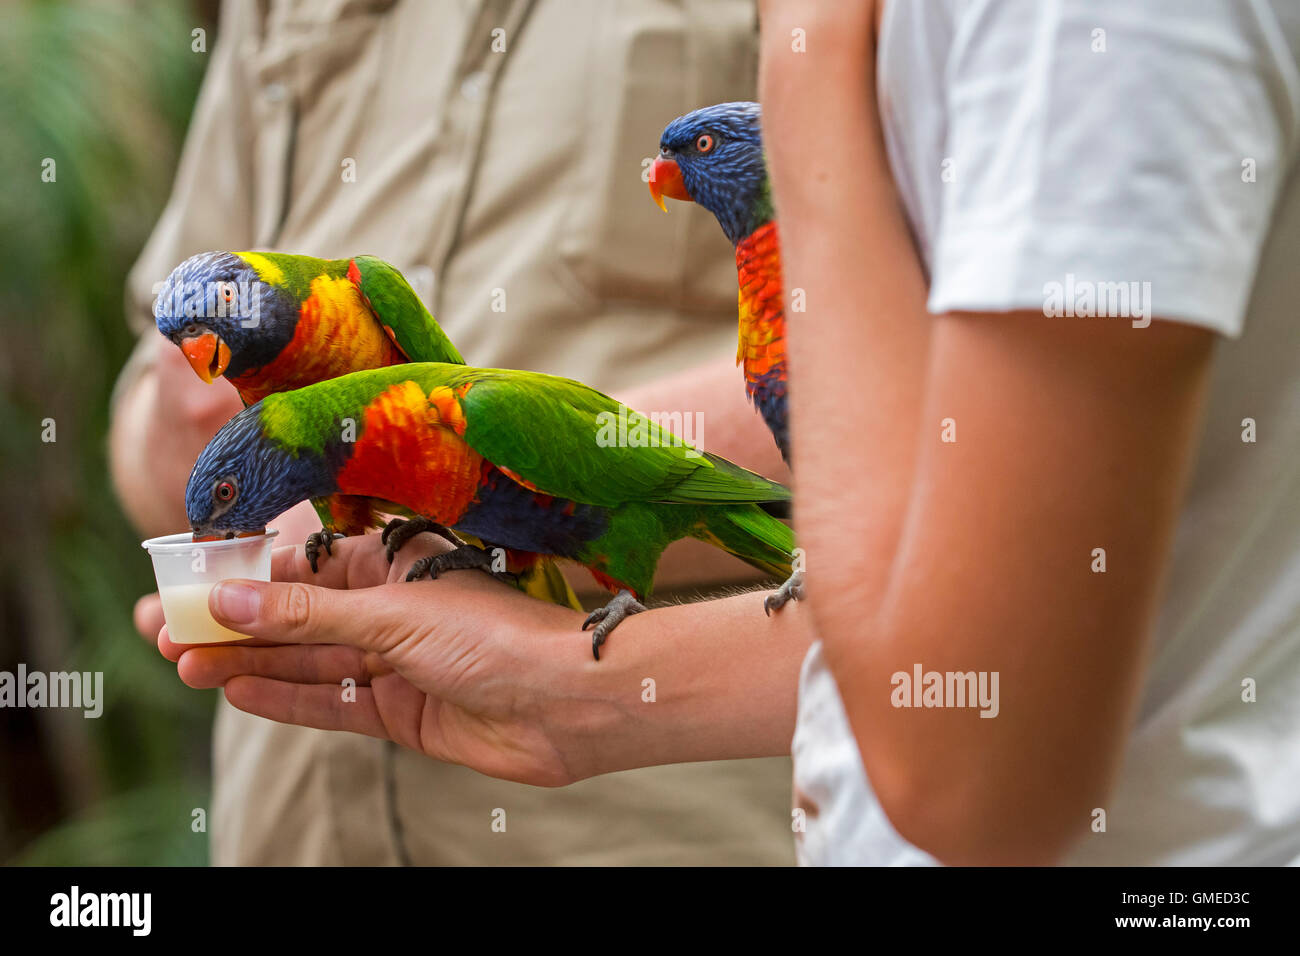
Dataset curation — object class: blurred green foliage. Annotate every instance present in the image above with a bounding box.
[0,0,211,864]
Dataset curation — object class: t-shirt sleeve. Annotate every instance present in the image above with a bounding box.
[927,0,1300,336]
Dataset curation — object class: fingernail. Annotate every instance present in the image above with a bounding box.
[211,582,261,624]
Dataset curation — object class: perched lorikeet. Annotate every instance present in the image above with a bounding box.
[650,103,806,614]
[153,251,579,609]
[649,103,787,463]
[154,251,464,402]
[185,363,795,658]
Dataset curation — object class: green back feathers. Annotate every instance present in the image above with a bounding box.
[257,366,405,457]
[453,368,789,507]
[233,252,464,367]
[255,364,790,508]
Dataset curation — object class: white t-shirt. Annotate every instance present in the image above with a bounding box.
[793,0,1300,866]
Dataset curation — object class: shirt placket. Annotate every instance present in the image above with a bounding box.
[416,0,536,318]
[246,25,298,248]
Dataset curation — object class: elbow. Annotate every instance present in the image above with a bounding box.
[871,760,1095,866]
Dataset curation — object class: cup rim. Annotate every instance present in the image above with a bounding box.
[141,528,280,554]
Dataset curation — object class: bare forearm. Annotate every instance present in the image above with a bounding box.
[559,591,814,779]
[759,10,930,614]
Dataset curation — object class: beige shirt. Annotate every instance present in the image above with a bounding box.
[125,0,794,864]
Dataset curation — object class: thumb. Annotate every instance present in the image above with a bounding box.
[209,579,399,652]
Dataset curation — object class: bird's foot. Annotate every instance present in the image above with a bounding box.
[581,589,647,661]
[404,544,518,586]
[305,529,345,573]
[382,516,467,564]
[763,570,805,616]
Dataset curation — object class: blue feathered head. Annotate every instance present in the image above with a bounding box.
[154,251,298,384]
[185,402,331,536]
[650,102,771,245]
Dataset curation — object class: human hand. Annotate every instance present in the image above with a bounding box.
[153,531,602,787]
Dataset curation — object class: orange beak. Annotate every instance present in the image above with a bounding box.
[648,155,693,211]
[180,331,232,384]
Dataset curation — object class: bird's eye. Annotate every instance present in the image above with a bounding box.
[214,480,236,503]
[695,133,715,153]
[219,282,235,302]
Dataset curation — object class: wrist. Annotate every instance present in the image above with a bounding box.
[528,624,643,783]
[532,594,813,781]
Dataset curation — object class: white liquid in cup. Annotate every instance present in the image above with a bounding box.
[141,530,279,645]
[158,582,252,645]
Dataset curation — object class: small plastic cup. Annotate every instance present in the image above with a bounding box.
[141,530,280,644]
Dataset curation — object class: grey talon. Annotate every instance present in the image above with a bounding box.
[763,570,805,615]
[581,589,647,660]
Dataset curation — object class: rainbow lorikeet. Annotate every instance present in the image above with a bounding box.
[185,363,795,658]
[650,103,803,613]
[649,103,787,463]
[153,251,578,609]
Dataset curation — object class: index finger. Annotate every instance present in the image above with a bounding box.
[270,534,386,590]
[157,624,280,663]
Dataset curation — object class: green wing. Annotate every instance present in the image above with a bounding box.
[262,362,788,507]
[349,256,465,366]
[446,367,790,508]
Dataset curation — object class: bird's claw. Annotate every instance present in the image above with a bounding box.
[382,516,467,563]
[763,570,805,616]
[305,530,345,573]
[404,544,518,585]
[581,589,647,660]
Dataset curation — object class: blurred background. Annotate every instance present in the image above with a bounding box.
[0,0,215,865]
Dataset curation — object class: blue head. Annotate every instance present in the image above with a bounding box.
[650,102,771,245]
[185,403,333,536]
[154,251,298,384]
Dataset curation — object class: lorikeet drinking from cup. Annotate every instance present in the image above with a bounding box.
[153,251,578,609]
[186,363,795,658]
[650,103,804,612]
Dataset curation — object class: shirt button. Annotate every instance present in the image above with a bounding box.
[460,71,488,101]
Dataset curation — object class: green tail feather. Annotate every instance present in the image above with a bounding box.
[692,505,794,580]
